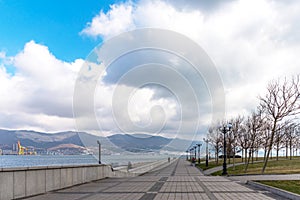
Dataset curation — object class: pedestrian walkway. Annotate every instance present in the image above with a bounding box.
[25,159,282,200]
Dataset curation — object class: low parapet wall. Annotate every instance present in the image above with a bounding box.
[0,164,114,200]
[0,158,176,200]
[128,157,177,175]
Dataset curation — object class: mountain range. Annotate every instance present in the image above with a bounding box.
[0,129,200,154]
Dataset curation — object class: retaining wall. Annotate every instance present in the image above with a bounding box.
[0,158,175,200]
[0,164,114,200]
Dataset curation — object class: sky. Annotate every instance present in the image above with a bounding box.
[0,0,300,140]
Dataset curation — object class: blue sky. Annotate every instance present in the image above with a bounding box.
[0,0,123,62]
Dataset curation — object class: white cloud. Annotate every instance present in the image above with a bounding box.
[0,41,84,132]
[81,0,300,123]
[81,3,135,38]
[0,51,6,59]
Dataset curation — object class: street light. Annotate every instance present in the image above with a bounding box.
[97,140,101,164]
[186,150,189,160]
[197,143,202,164]
[194,146,197,159]
[221,123,232,175]
[203,138,209,167]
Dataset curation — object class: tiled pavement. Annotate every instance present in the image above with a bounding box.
[25,159,284,200]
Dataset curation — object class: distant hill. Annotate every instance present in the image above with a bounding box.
[108,134,171,152]
[47,143,86,151]
[0,129,199,154]
[0,129,103,150]
[108,134,202,153]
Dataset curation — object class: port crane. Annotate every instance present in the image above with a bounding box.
[17,141,28,155]
[17,141,36,155]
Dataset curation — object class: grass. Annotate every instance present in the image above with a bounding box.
[197,161,223,170]
[197,157,264,171]
[257,180,300,195]
[212,157,300,176]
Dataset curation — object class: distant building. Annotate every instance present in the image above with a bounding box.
[2,149,17,155]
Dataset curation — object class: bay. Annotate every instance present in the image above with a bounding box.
[0,154,173,168]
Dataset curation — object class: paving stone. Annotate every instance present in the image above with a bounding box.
[24,159,280,200]
[83,193,144,200]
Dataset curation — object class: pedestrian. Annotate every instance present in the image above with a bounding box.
[192,157,196,167]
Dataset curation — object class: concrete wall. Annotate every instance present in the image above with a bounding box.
[0,164,113,200]
[0,158,176,200]
[114,157,178,176]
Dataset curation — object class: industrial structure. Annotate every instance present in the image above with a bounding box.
[17,141,36,155]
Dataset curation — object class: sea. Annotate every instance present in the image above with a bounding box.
[0,154,175,168]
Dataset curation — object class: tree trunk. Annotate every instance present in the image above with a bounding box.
[216,150,219,165]
[242,149,244,162]
[262,124,276,174]
[228,146,231,164]
[290,140,292,160]
[245,149,248,164]
[286,141,288,159]
[233,146,236,170]
[251,148,254,164]
[244,148,252,172]
[276,141,280,161]
[264,146,267,161]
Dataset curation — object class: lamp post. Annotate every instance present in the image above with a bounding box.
[97,140,101,164]
[194,146,197,159]
[197,144,202,164]
[221,123,232,175]
[203,138,209,167]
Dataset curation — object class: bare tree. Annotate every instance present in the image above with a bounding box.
[259,75,300,173]
[260,120,272,161]
[244,108,264,172]
[284,123,299,160]
[237,128,250,163]
[208,124,222,164]
[227,128,234,164]
[231,115,244,169]
[273,124,285,161]
[293,125,300,157]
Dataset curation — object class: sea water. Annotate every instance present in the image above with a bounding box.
[0,154,174,168]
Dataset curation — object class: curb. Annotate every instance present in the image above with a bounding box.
[247,180,300,200]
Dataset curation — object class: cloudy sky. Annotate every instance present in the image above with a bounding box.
[0,0,299,140]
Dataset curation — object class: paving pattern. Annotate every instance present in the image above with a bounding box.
[25,159,284,200]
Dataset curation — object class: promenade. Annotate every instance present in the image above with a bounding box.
[25,159,283,200]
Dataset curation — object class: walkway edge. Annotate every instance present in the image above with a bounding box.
[247,180,300,200]
[112,158,178,177]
